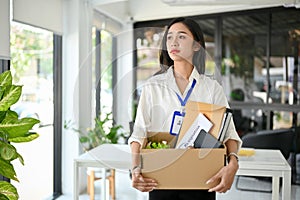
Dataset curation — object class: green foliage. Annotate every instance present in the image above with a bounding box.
[145,141,170,149]
[0,71,40,200]
[10,22,53,82]
[65,112,127,151]
[0,182,18,200]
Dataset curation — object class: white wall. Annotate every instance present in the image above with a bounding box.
[114,22,134,131]
[0,0,10,59]
[62,0,93,196]
[61,0,134,196]
[61,0,136,195]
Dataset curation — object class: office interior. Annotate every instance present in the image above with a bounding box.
[0,0,300,199]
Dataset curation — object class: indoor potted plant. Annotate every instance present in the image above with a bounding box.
[0,70,40,200]
[65,110,127,200]
[65,111,127,151]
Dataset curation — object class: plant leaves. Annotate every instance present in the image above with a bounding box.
[3,150,23,166]
[0,111,6,123]
[79,136,89,143]
[0,87,5,101]
[8,133,39,143]
[0,158,18,182]
[0,71,12,88]
[0,181,18,200]
[5,110,18,120]
[0,118,40,139]
[0,110,17,126]
[0,70,36,200]
[66,112,125,150]
[16,152,24,166]
[0,193,10,200]
[0,142,16,160]
[0,85,22,112]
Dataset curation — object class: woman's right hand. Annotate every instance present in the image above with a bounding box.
[131,167,158,192]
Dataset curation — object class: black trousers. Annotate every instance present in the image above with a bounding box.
[149,189,216,200]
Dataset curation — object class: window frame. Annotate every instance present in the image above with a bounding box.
[53,34,63,198]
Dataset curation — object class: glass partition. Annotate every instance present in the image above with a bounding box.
[135,27,164,90]
[222,13,269,135]
[133,7,300,133]
[222,9,300,133]
[270,9,300,129]
[10,21,54,199]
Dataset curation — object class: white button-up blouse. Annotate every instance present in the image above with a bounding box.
[128,67,242,150]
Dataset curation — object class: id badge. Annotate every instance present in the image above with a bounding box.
[170,111,184,135]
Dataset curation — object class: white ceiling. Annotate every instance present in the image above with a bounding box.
[92,0,297,24]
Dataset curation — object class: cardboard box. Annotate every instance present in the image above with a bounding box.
[178,101,226,141]
[141,132,226,189]
[140,102,227,189]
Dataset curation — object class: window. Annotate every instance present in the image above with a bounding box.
[133,7,300,134]
[135,27,164,91]
[10,21,54,199]
[92,28,114,117]
[222,8,300,133]
[270,9,300,129]
[222,13,269,134]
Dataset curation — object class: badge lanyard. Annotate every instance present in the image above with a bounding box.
[170,79,196,135]
[176,78,196,114]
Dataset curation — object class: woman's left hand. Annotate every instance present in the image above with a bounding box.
[206,158,239,193]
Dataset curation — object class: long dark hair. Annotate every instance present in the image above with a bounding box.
[156,17,206,75]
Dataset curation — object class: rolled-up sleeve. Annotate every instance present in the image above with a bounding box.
[223,118,243,151]
[127,84,152,148]
[212,81,243,151]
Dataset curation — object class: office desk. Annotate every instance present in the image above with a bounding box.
[237,149,291,200]
[73,144,131,200]
[74,146,291,200]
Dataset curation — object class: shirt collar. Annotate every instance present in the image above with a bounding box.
[166,66,200,94]
[189,67,201,82]
[166,66,200,81]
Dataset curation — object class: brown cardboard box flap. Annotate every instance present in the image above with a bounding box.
[177,101,226,145]
[144,132,177,148]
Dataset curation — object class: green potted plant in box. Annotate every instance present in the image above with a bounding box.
[0,71,40,200]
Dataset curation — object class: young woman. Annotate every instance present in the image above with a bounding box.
[128,17,242,200]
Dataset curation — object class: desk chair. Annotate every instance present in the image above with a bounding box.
[236,128,295,192]
[87,168,116,200]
